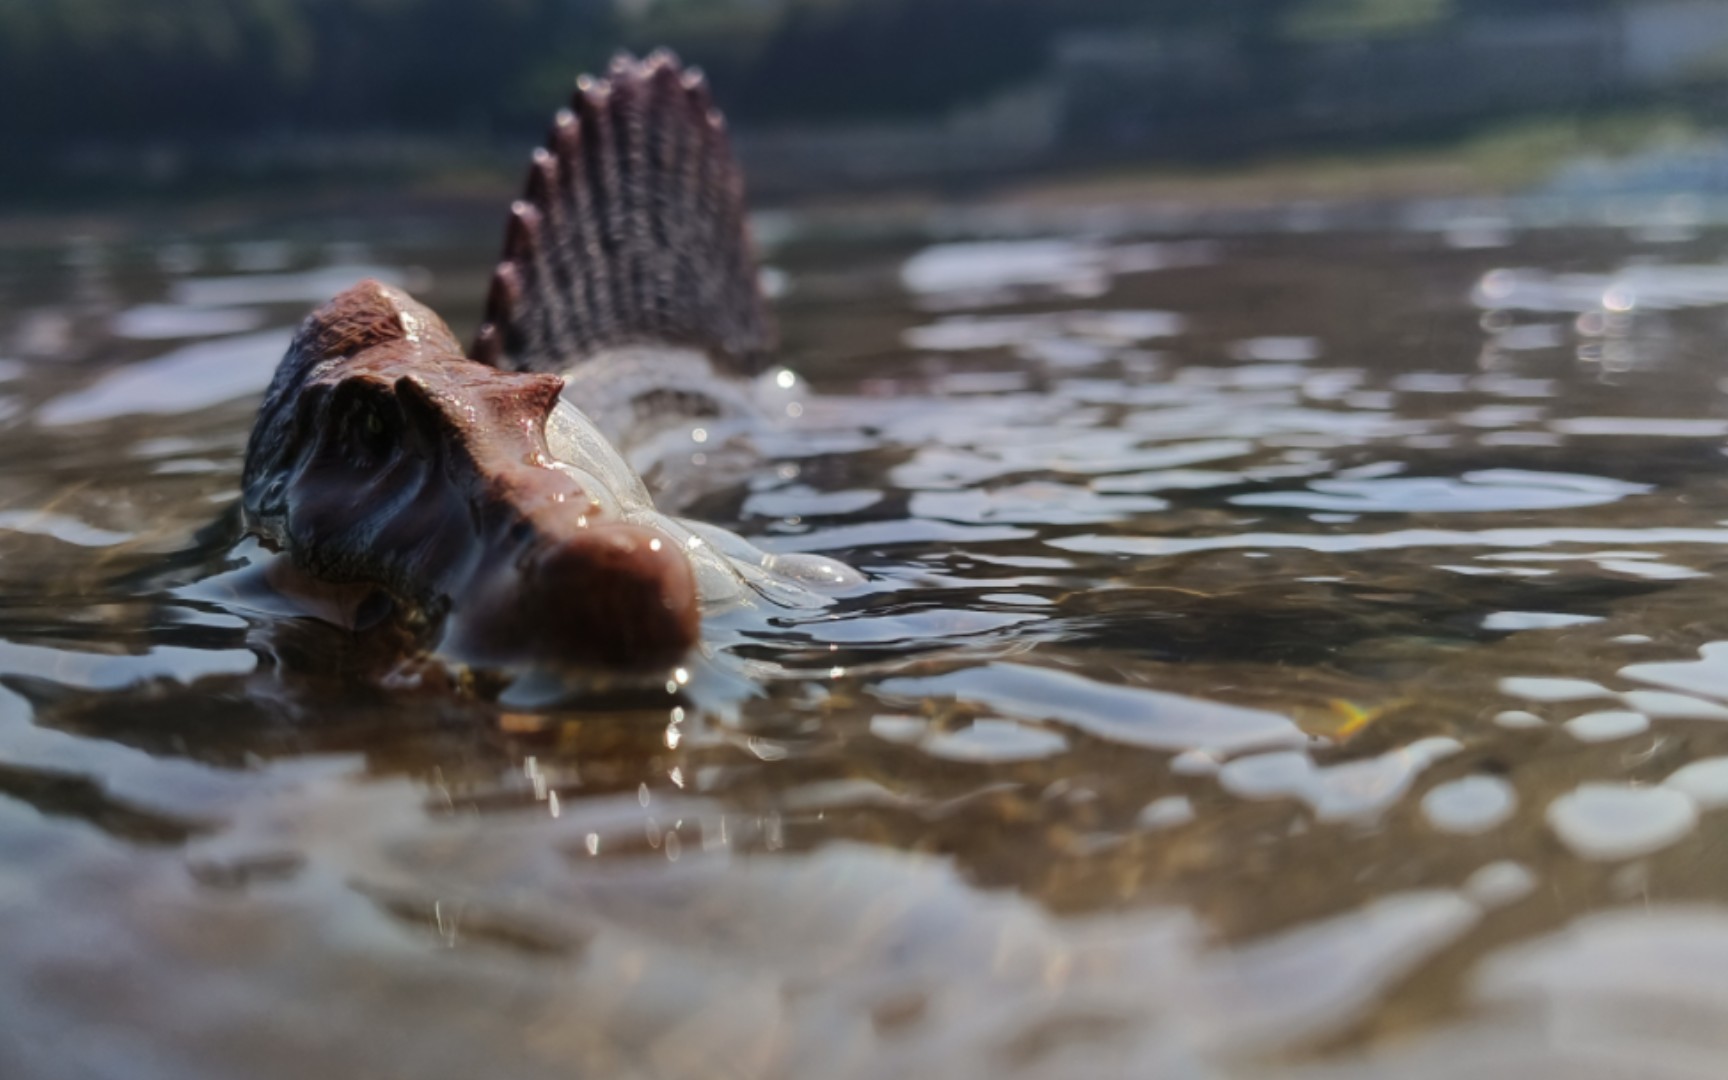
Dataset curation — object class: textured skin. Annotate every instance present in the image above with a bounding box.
[241,280,699,672]
[240,51,775,674]
[472,51,775,374]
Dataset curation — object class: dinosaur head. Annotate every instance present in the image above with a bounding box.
[241,280,698,673]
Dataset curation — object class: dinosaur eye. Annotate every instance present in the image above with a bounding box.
[364,409,385,437]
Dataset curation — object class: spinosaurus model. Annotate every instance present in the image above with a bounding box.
[238,53,858,679]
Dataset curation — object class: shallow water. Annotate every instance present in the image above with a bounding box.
[7,203,1728,1077]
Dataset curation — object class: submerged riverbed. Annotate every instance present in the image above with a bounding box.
[5,199,1728,1077]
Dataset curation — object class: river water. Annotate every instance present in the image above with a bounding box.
[5,198,1728,1078]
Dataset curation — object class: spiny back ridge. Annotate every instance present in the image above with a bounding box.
[472,51,775,375]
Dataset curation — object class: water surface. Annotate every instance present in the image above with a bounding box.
[6,203,1728,1077]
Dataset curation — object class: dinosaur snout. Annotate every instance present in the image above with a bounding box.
[443,521,700,673]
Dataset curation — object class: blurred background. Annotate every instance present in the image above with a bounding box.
[5,0,1728,210]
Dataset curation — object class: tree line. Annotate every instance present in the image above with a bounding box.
[0,0,1622,152]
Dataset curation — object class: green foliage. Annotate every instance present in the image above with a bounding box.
[727,0,1050,121]
[1459,109,1710,187]
[0,0,617,146]
[1287,0,1453,41]
[0,0,1703,159]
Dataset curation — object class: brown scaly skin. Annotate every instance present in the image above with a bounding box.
[240,279,698,673]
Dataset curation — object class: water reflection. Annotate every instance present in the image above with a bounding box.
[900,238,1212,310]
[8,216,1728,1075]
[40,329,292,425]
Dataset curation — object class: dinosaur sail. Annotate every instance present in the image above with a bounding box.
[472,51,775,375]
